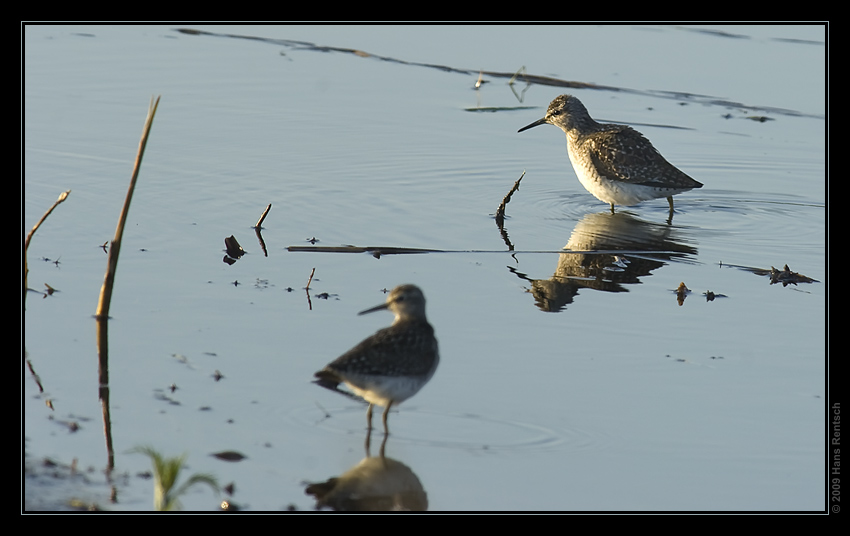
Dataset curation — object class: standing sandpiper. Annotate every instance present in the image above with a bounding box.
[518,94,702,213]
[314,285,439,435]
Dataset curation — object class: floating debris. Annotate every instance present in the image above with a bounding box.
[211,451,247,462]
[43,283,59,298]
[223,235,245,264]
[473,69,488,89]
[288,245,440,256]
[675,282,691,306]
[719,261,818,287]
[463,105,537,113]
[769,264,818,286]
[703,290,728,302]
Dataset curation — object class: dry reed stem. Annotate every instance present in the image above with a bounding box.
[95,96,160,319]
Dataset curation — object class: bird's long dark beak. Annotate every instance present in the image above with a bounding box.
[358,302,390,316]
[518,117,548,133]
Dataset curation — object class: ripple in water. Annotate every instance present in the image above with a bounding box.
[289,404,613,454]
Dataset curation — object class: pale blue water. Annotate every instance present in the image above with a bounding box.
[24,24,826,511]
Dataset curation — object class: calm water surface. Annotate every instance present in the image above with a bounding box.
[24,24,826,511]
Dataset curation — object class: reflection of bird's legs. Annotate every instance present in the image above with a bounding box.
[379,432,388,459]
[382,401,393,435]
[609,203,615,214]
[364,424,372,455]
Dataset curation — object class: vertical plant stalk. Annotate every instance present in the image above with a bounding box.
[95,96,160,320]
[95,96,160,474]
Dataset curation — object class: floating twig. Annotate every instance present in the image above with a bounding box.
[287,245,440,255]
[26,358,46,395]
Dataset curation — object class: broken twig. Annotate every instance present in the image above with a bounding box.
[24,190,71,305]
[495,171,525,225]
[305,267,316,291]
[255,204,271,229]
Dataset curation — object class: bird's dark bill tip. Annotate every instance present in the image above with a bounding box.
[518,117,547,133]
[358,303,390,316]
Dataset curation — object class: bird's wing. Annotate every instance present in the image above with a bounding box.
[324,322,437,377]
[587,126,696,187]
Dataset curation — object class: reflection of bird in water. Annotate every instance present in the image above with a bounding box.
[519,94,702,214]
[305,455,428,511]
[510,211,697,312]
[314,285,439,435]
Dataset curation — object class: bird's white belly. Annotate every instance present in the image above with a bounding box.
[346,367,437,408]
[567,143,685,206]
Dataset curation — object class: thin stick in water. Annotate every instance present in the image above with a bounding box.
[495,170,525,224]
[95,96,161,320]
[305,267,316,291]
[24,190,71,305]
[255,203,272,229]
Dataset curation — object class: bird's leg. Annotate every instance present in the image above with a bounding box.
[667,196,674,213]
[366,403,374,431]
[382,401,393,436]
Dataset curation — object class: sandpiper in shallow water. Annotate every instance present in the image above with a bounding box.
[314,284,439,435]
[518,94,703,213]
